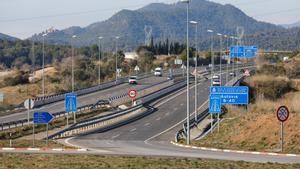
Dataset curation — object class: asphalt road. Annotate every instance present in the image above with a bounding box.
[0,76,168,123]
[66,68,300,164]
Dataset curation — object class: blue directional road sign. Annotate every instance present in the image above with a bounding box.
[244,46,257,58]
[210,86,249,105]
[230,46,244,58]
[65,93,77,112]
[34,112,54,124]
[209,95,221,114]
[230,46,257,58]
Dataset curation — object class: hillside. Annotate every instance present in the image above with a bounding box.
[0,33,18,41]
[30,0,286,50]
[281,20,300,28]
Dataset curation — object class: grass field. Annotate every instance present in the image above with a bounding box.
[1,154,300,169]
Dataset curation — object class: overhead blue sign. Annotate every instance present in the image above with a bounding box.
[230,46,257,58]
[65,93,77,112]
[209,95,221,114]
[210,86,249,105]
[34,112,54,124]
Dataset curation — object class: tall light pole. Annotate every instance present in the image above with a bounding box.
[217,33,222,133]
[115,36,120,83]
[230,36,235,75]
[180,0,190,145]
[217,33,222,83]
[207,29,214,134]
[207,29,214,85]
[98,36,103,85]
[42,33,47,97]
[224,34,229,84]
[72,35,77,93]
[190,21,198,121]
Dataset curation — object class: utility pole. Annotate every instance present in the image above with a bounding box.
[98,36,103,85]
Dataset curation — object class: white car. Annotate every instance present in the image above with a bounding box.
[212,78,221,86]
[128,76,137,85]
[154,67,162,76]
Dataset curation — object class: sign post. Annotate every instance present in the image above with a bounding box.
[128,88,137,106]
[24,99,34,124]
[65,93,77,126]
[276,106,289,152]
[33,112,54,147]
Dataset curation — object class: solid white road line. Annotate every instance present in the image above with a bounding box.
[130,128,137,132]
[144,123,151,126]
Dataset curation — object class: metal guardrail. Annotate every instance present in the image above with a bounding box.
[0,100,110,131]
[0,77,173,131]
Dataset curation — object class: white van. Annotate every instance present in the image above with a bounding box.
[154,67,162,76]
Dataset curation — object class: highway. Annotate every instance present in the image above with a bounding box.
[63,69,299,164]
[0,76,168,124]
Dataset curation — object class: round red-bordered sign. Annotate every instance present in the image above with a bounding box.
[276,106,289,122]
[128,88,137,99]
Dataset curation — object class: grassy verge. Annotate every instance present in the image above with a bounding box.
[1,154,300,169]
[0,139,71,149]
[0,108,109,140]
[190,101,300,154]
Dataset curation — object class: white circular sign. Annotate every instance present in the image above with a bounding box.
[24,99,34,109]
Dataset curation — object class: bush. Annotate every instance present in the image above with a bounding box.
[257,64,285,76]
[4,71,29,86]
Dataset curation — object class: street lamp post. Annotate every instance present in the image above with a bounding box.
[230,36,235,76]
[190,21,198,121]
[98,36,103,85]
[42,33,47,97]
[217,33,222,133]
[71,35,77,93]
[224,34,229,84]
[115,36,120,83]
[180,0,190,145]
[207,29,214,85]
[207,29,214,133]
[217,33,222,82]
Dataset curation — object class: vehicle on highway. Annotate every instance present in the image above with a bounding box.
[154,67,162,76]
[212,74,221,86]
[229,72,236,76]
[128,76,137,85]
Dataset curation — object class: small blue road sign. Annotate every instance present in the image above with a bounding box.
[65,93,77,112]
[209,95,221,114]
[33,112,54,124]
[210,86,249,105]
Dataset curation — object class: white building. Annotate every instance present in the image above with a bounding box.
[125,52,138,60]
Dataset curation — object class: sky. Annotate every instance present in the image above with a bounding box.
[0,0,300,39]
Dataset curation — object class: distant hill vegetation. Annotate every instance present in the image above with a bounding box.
[0,33,19,41]
[30,0,299,50]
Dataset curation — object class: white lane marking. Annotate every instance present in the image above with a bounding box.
[286,154,297,157]
[130,128,137,132]
[180,103,184,106]
[27,148,40,151]
[2,148,15,151]
[144,123,151,126]
[144,100,208,142]
[156,117,161,121]
[111,134,120,139]
[165,112,170,116]
[52,148,64,151]
[173,107,178,111]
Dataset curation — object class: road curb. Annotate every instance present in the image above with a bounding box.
[170,141,300,157]
[1,147,88,152]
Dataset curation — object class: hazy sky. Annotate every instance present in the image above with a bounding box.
[1,0,300,39]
